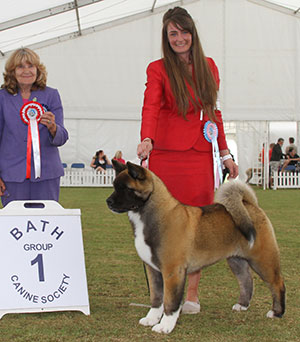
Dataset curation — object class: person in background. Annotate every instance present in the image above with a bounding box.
[137,7,238,314]
[269,143,275,161]
[113,150,125,164]
[270,138,284,173]
[0,48,68,207]
[246,143,275,184]
[280,147,300,172]
[285,137,297,155]
[90,150,111,172]
[259,143,275,163]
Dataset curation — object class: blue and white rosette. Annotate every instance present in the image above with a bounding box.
[203,121,223,189]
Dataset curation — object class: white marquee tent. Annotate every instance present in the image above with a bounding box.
[0,0,300,184]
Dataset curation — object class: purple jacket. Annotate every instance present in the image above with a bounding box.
[0,87,69,182]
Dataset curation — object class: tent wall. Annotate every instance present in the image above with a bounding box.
[0,0,299,168]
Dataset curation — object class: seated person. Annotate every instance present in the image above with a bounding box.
[90,150,111,172]
[113,150,125,164]
[280,147,300,172]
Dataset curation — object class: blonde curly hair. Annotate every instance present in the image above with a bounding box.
[1,48,47,94]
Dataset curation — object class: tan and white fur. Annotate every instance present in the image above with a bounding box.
[106,161,285,334]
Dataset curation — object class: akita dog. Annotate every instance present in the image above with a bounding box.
[106,161,285,334]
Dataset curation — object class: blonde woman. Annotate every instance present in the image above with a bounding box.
[0,48,68,207]
[113,150,125,164]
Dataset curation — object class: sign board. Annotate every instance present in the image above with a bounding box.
[0,200,90,318]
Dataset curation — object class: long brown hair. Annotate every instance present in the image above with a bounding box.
[1,48,47,95]
[162,7,217,120]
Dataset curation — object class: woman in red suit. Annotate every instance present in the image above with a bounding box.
[137,7,238,313]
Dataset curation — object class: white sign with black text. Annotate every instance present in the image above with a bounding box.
[0,200,90,318]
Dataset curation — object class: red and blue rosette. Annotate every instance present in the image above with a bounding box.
[203,121,223,189]
[20,101,44,179]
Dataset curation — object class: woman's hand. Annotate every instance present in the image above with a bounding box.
[224,159,239,179]
[0,177,6,196]
[137,139,153,160]
[41,111,57,137]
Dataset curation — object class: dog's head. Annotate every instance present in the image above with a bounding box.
[106,160,154,213]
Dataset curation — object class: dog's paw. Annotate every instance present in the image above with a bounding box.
[266,310,275,318]
[152,322,173,334]
[139,316,160,327]
[232,303,249,312]
[151,309,180,334]
[139,306,163,327]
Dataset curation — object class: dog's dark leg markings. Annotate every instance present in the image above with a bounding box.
[151,267,186,334]
[227,257,253,310]
[140,265,186,334]
[162,267,186,314]
[139,266,164,327]
[148,266,164,307]
[248,258,285,318]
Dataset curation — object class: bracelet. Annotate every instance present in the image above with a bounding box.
[142,137,152,143]
[222,154,232,162]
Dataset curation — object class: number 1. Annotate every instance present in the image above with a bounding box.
[31,253,45,282]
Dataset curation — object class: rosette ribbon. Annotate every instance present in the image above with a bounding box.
[20,101,44,179]
[203,121,223,189]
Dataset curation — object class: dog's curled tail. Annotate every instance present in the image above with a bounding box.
[215,180,257,247]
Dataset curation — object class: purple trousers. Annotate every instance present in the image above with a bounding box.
[1,178,60,207]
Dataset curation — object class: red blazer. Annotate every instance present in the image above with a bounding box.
[141,58,228,152]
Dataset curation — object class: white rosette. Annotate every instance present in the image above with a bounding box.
[203,121,223,189]
[20,101,44,179]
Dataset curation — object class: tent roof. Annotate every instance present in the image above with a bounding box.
[0,0,299,55]
[267,0,300,10]
[0,0,180,54]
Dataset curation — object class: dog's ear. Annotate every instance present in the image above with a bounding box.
[112,159,127,175]
[127,162,146,180]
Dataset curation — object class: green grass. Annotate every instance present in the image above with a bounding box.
[0,186,299,341]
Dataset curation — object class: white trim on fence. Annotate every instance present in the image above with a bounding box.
[60,169,115,187]
[60,168,300,189]
[272,171,300,190]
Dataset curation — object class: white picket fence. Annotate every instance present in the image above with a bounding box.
[59,168,300,189]
[60,168,115,187]
[272,171,300,190]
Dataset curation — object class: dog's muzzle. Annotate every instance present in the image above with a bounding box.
[106,197,128,213]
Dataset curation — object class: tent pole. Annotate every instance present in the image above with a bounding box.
[75,0,82,36]
[297,122,300,152]
[151,0,158,12]
[264,121,270,190]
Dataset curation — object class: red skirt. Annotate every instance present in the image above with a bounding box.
[149,148,214,207]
